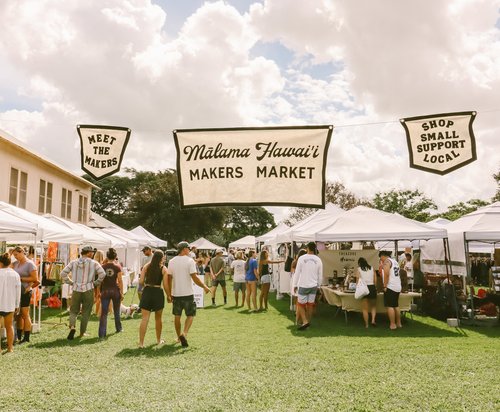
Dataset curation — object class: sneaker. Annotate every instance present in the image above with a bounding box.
[67,329,76,340]
[179,335,189,347]
[298,323,310,331]
[212,302,216,307]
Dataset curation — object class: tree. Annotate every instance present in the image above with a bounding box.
[284,181,363,225]
[439,199,489,221]
[223,207,275,244]
[494,171,500,202]
[371,189,437,222]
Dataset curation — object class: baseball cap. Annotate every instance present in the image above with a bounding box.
[81,245,95,254]
[177,241,190,251]
[141,246,151,252]
[215,248,224,254]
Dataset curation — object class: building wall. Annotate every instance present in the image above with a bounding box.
[0,139,93,224]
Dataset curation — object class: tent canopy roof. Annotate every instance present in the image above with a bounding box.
[445,201,500,242]
[130,226,168,247]
[190,237,222,250]
[255,222,290,243]
[315,206,447,242]
[229,235,256,249]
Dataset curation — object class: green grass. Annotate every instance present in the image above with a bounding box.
[2,283,499,412]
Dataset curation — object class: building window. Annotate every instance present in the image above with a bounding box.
[78,194,88,223]
[61,188,72,219]
[9,167,27,208]
[38,180,53,214]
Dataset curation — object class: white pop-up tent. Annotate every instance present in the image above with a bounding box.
[229,235,256,249]
[275,203,344,244]
[315,206,448,243]
[43,215,112,248]
[256,222,290,245]
[421,202,500,277]
[190,237,223,251]
[0,209,38,238]
[131,226,168,248]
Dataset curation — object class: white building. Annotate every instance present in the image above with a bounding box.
[0,129,97,224]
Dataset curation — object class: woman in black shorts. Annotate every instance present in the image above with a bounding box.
[356,257,377,328]
[138,250,168,348]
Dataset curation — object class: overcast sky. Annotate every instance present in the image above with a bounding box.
[0,0,499,223]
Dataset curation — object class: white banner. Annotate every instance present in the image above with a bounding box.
[77,125,131,180]
[173,126,333,208]
[193,274,205,308]
[400,111,477,175]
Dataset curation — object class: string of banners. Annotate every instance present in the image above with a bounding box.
[76,110,478,207]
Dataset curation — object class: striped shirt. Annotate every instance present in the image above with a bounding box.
[61,257,106,292]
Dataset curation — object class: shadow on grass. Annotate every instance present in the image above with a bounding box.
[29,336,101,349]
[269,293,470,339]
[115,343,185,358]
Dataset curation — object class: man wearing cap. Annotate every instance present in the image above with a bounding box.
[379,251,402,330]
[61,245,106,340]
[139,246,153,299]
[167,241,210,347]
[293,242,322,330]
[210,248,227,306]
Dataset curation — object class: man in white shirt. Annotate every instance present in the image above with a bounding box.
[167,241,210,347]
[293,242,323,330]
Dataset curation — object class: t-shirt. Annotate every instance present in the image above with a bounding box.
[293,254,323,289]
[168,255,197,297]
[359,267,375,286]
[245,258,258,281]
[231,259,246,283]
[101,262,121,291]
[210,256,225,280]
[0,268,21,312]
[13,260,37,290]
[141,253,153,269]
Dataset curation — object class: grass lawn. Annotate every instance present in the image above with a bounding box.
[2,283,499,412]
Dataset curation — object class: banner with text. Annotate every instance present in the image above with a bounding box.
[77,125,131,180]
[173,126,333,208]
[400,111,477,175]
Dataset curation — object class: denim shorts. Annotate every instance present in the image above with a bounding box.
[260,274,271,284]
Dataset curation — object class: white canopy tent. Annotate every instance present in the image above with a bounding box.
[0,209,38,238]
[315,206,448,243]
[275,203,344,244]
[0,201,82,244]
[421,202,500,277]
[130,226,168,248]
[229,235,256,249]
[255,222,290,245]
[190,237,223,250]
[43,215,112,248]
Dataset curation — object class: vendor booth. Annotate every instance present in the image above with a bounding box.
[190,237,223,251]
[229,235,256,250]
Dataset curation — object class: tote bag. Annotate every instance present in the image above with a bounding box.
[355,278,370,300]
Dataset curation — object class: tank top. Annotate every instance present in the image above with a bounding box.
[387,258,402,292]
[261,263,270,276]
[358,267,374,285]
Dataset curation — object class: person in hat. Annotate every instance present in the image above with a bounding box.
[167,241,210,347]
[379,250,402,330]
[138,246,153,299]
[61,245,106,340]
[210,248,227,306]
[293,242,322,330]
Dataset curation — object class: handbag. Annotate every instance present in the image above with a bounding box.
[355,278,370,300]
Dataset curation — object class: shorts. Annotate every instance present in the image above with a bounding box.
[172,295,196,317]
[233,282,246,292]
[384,288,400,308]
[297,287,318,305]
[260,274,271,284]
[20,291,32,308]
[0,311,12,317]
[363,285,377,300]
[139,287,165,312]
[211,279,226,288]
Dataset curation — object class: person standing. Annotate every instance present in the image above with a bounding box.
[0,253,21,353]
[293,242,322,330]
[138,250,168,348]
[98,248,124,338]
[189,246,198,260]
[258,249,284,311]
[61,245,106,340]
[12,246,38,343]
[210,248,227,306]
[138,246,153,300]
[93,250,105,316]
[403,253,414,291]
[231,251,246,307]
[356,257,377,328]
[167,241,210,347]
[245,250,259,311]
[379,251,402,330]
